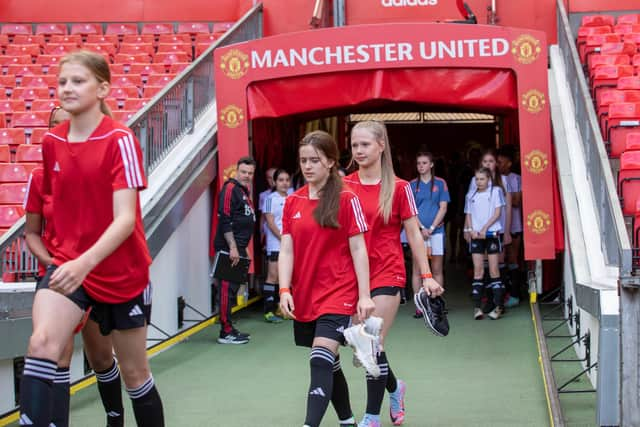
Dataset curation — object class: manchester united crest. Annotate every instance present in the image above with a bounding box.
[527,210,551,235]
[219,104,244,129]
[522,90,546,114]
[220,49,249,79]
[511,34,541,65]
[524,149,549,174]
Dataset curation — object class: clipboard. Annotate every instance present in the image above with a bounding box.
[211,250,250,283]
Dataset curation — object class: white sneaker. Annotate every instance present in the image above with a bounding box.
[351,316,383,368]
[343,322,382,378]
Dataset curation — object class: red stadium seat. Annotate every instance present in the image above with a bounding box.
[112,110,136,122]
[0,183,28,205]
[158,34,192,44]
[156,43,192,58]
[30,99,58,113]
[48,34,82,45]
[577,26,611,57]
[44,43,78,56]
[625,33,640,45]
[619,151,640,214]
[608,103,640,158]
[12,112,49,128]
[614,24,640,34]
[0,129,25,146]
[0,113,6,128]
[4,44,40,59]
[195,33,220,44]
[45,64,59,76]
[129,63,166,77]
[11,88,51,102]
[154,52,190,64]
[20,163,40,176]
[114,53,152,64]
[119,43,154,57]
[105,23,138,36]
[108,63,125,74]
[143,85,164,97]
[588,54,630,74]
[0,146,11,163]
[0,164,30,183]
[581,15,615,28]
[626,133,640,151]
[583,33,622,64]
[83,42,117,57]
[112,73,143,88]
[22,75,57,89]
[0,34,8,49]
[121,34,155,45]
[618,77,640,90]
[619,14,640,25]
[7,65,42,78]
[35,55,63,69]
[195,42,215,57]
[29,128,49,144]
[599,42,637,57]
[168,62,190,74]
[212,22,234,34]
[146,73,176,87]
[592,65,634,101]
[177,22,210,35]
[123,98,150,111]
[111,86,140,100]
[141,23,174,36]
[15,144,43,162]
[70,23,102,36]
[0,100,26,116]
[35,23,67,36]
[105,98,120,111]
[12,34,46,47]
[0,55,32,68]
[1,24,32,36]
[0,206,25,226]
[0,75,16,95]
[85,34,119,46]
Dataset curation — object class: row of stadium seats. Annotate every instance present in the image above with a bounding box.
[577,14,640,267]
[0,22,233,37]
[1,33,220,49]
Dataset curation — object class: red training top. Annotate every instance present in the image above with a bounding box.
[343,173,418,290]
[282,185,368,322]
[23,167,54,276]
[42,115,151,303]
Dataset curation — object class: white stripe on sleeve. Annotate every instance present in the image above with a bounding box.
[23,172,33,209]
[404,183,418,216]
[125,133,144,186]
[117,137,134,187]
[350,197,368,232]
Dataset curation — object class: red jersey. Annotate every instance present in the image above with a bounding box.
[343,173,418,290]
[23,167,54,276]
[282,185,368,322]
[42,116,151,303]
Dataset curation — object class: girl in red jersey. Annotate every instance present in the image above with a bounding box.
[19,51,163,427]
[279,130,375,427]
[22,106,127,427]
[344,121,444,427]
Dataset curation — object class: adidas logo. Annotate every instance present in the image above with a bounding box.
[106,411,121,417]
[309,387,325,397]
[19,413,33,425]
[335,326,345,333]
[128,305,143,317]
[292,211,301,219]
[53,162,60,172]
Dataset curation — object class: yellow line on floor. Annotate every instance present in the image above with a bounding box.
[530,295,555,427]
[0,297,261,427]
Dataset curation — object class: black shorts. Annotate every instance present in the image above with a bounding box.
[371,286,402,298]
[36,264,152,336]
[266,251,279,262]
[511,232,523,238]
[293,314,352,348]
[469,236,502,255]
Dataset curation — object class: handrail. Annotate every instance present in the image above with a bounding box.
[555,0,633,280]
[0,3,263,279]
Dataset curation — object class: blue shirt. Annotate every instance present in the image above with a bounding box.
[410,176,450,235]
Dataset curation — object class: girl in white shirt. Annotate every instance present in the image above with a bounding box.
[464,167,505,320]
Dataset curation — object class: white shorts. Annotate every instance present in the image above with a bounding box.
[425,233,445,256]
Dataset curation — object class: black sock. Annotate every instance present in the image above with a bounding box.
[508,264,522,297]
[365,352,389,415]
[95,360,124,427]
[304,346,335,427]
[383,352,398,393]
[263,282,277,314]
[127,376,164,427]
[499,264,511,297]
[51,367,70,427]
[330,356,353,422]
[489,279,505,309]
[19,357,56,427]
[471,280,484,308]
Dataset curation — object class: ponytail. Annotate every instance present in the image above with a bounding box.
[100,99,112,118]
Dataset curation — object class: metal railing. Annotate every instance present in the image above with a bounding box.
[0,3,263,279]
[555,0,633,279]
